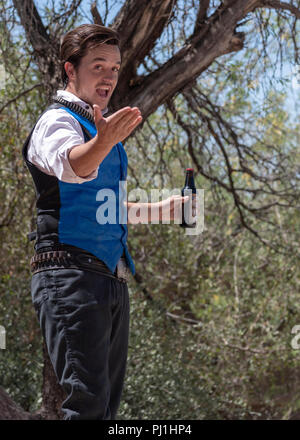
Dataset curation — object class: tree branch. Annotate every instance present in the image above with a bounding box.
[194,0,210,35]
[50,0,83,36]
[0,386,37,419]
[12,0,60,96]
[91,1,104,25]
[0,83,42,115]
[112,0,266,117]
[112,0,176,94]
[12,0,50,53]
[262,0,300,18]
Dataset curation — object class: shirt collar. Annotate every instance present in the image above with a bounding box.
[56,90,108,116]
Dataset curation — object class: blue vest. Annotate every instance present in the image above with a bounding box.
[22,104,135,275]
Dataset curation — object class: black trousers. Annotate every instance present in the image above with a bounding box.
[31,268,130,420]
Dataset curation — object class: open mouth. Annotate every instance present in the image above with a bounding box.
[96,87,110,98]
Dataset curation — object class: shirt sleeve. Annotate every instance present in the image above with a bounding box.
[27,109,98,184]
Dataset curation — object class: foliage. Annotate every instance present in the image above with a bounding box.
[1,0,300,420]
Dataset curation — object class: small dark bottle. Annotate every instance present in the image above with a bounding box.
[181,168,196,228]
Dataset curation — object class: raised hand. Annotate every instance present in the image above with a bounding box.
[93,104,143,149]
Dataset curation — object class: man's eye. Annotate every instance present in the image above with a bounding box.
[113,67,119,72]
[95,65,102,70]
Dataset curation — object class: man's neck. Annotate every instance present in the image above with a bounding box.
[65,87,90,106]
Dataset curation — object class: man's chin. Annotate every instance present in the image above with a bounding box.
[94,97,109,111]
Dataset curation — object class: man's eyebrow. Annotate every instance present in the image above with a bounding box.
[91,57,121,65]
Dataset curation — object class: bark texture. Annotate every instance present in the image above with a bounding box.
[0,387,36,420]
[34,342,66,420]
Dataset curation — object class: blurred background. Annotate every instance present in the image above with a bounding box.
[0,0,300,419]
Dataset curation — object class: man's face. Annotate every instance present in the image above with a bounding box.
[65,43,121,109]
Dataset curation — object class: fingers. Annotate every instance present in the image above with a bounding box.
[162,195,189,212]
[118,107,142,130]
[107,106,136,125]
[170,195,189,203]
[93,104,104,125]
[177,195,194,204]
[126,114,143,133]
[94,105,134,127]
[93,104,143,144]
[111,106,142,126]
[93,104,102,117]
[123,108,142,126]
[112,107,143,138]
[94,104,142,132]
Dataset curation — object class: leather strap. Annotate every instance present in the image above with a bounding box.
[30,250,128,283]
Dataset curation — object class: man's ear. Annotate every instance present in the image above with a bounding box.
[64,61,76,82]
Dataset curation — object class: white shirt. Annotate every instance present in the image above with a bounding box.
[27,90,107,184]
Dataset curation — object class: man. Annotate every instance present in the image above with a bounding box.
[22,24,187,420]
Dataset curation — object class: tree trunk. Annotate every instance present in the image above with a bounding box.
[34,341,66,420]
[0,387,34,420]
[0,341,65,420]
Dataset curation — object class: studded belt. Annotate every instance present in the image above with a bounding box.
[30,249,130,283]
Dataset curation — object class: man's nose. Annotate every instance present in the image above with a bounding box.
[102,69,115,81]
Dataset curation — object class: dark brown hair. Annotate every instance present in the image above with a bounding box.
[60,24,120,87]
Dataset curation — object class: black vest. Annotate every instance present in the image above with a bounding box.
[22,103,91,251]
